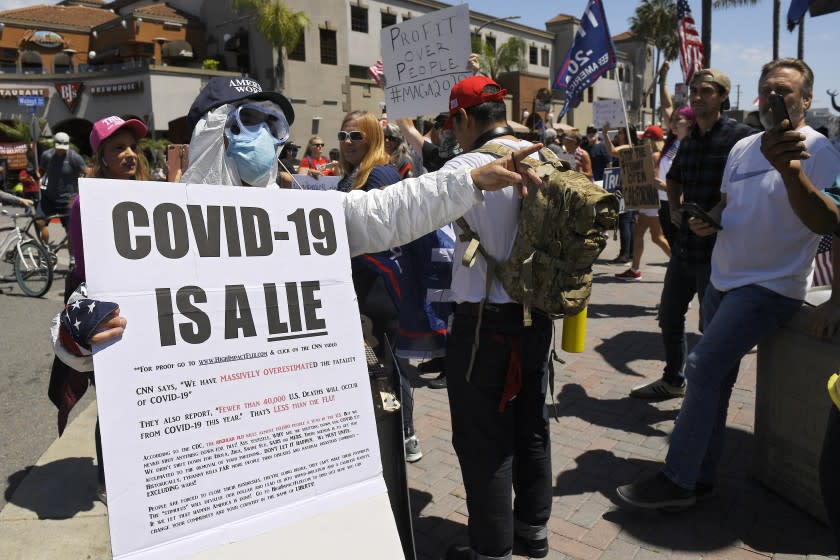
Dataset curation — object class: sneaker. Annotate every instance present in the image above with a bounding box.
[427,372,447,389]
[404,435,423,463]
[617,472,696,510]
[611,255,631,264]
[417,357,445,374]
[513,534,548,558]
[630,378,686,399]
[97,483,108,506]
[615,268,642,280]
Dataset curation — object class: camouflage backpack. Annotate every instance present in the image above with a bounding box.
[457,143,619,326]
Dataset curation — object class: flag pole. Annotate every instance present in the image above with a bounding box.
[614,73,632,143]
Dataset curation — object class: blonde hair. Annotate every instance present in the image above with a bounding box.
[89,135,151,181]
[339,110,388,189]
[304,135,324,158]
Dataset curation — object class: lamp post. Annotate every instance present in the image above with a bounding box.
[475,15,521,35]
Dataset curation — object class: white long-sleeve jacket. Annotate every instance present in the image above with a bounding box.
[53,167,484,371]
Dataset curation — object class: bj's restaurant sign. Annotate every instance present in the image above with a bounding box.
[89,81,144,96]
[0,87,49,99]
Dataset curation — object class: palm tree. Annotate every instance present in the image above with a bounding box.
[629,0,679,119]
[471,36,527,81]
[232,0,310,92]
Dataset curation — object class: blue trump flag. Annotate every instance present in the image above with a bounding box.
[553,0,617,118]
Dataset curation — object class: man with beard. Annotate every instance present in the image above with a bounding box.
[617,58,840,510]
[630,68,754,399]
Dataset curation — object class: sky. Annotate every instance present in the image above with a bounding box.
[463,0,840,111]
[4,0,839,110]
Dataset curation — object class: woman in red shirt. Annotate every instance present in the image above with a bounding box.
[298,135,337,177]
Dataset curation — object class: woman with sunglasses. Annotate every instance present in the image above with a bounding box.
[383,123,414,179]
[298,135,337,178]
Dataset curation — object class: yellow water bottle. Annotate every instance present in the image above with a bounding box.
[561,306,587,353]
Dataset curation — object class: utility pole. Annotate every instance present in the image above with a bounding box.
[735,84,741,111]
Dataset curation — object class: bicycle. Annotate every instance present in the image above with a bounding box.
[0,206,54,297]
[21,210,69,272]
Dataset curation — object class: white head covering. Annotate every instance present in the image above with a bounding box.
[180,101,280,188]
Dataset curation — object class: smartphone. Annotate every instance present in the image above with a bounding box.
[681,202,722,231]
[767,91,790,128]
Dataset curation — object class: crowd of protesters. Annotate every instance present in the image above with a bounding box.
[1,50,838,560]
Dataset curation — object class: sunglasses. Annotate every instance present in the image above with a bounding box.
[226,103,290,145]
[312,143,325,147]
[338,130,364,142]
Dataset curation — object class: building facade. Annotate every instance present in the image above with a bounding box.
[0,0,663,158]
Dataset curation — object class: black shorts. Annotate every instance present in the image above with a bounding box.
[36,196,72,230]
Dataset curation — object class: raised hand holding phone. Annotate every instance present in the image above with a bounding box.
[761,90,810,174]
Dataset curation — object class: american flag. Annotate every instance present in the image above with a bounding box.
[677,0,704,84]
[813,234,833,287]
[368,60,384,86]
[60,297,119,352]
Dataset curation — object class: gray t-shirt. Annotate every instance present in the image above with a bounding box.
[40,148,85,201]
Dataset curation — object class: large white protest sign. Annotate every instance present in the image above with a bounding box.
[592,99,626,128]
[381,4,472,119]
[80,180,403,559]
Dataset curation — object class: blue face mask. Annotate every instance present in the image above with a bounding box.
[226,123,278,186]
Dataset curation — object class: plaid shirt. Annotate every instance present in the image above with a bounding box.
[667,116,755,264]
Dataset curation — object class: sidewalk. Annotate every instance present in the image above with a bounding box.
[1,238,836,560]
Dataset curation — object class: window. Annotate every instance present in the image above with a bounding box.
[351,6,368,33]
[618,66,624,82]
[53,52,73,73]
[349,64,369,79]
[529,46,537,65]
[650,94,655,108]
[486,36,496,52]
[381,11,396,28]
[20,51,43,74]
[587,87,593,103]
[320,29,337,65]
[541,48,549,67]
[288,35,305,61]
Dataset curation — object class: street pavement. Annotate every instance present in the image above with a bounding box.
[1,236,837,560]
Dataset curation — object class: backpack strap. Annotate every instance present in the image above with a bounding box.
[455,216,497,383]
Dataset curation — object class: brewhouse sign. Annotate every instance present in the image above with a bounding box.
[55,82,83,111]
[31,30,64,49]
[90,81,144,96]
[0,87,49,99]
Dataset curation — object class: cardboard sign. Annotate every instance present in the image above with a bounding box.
[592,99,625,128]
[617,145,658,209]
[80,181,402,560]
[380,4,472,119]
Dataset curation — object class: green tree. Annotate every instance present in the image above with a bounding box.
[629,0,679,118]
[471,36,527,81]
[232,0,310,92]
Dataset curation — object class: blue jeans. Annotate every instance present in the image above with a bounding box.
[658,257,711,385]
[663,284,802,489]
[617,211,637,258]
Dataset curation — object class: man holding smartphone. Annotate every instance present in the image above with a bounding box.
[630,68,753,399]
[619,58,840,510]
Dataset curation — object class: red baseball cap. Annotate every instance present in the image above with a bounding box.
[642,125,664,141]
[90,116,148,152]
[443,75,507,129]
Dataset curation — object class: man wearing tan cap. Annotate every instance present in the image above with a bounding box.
[630,68,754,400]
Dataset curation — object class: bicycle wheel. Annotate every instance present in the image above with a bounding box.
[0,227,17,282]
[14,240,53,297]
